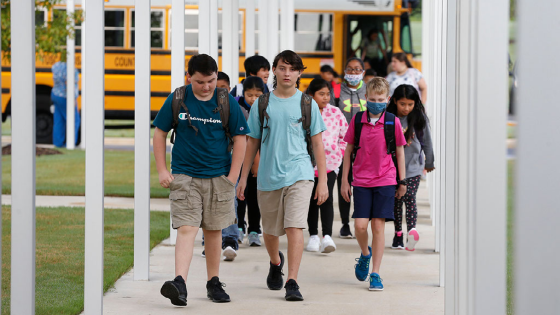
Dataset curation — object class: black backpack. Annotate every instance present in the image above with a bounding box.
[169,86,234,152]
[348,110,398,183]
[257,92,316,166]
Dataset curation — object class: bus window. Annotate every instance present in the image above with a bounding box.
[53,8,83,46]
[36,9,46,27]
[400,14,413,54]
[105,9,125,47]
[130,10,165,48]
[294,13,333,52]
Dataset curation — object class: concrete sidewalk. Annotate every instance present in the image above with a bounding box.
[98,180,443,314]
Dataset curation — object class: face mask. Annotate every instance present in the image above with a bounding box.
[367,101,387,115]
[344,73,363,86]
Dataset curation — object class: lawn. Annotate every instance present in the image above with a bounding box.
[1,206,170,315]
[1,149,171,198]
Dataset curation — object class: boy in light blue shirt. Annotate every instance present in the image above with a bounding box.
[237,50,328,302]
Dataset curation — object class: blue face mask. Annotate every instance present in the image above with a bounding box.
[366,101,387,115]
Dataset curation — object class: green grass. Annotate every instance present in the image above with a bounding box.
[1,206,170,315]
[507,160,514,314]
[1,149,171,198]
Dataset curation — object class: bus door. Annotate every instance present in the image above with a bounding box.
[344,15,394,77]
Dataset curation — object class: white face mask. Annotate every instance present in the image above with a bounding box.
[344,73,363,86]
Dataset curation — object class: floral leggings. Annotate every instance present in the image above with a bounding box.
[393,175,421,232]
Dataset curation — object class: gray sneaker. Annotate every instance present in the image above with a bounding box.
[248,232,262,246]
[238,228,245,244]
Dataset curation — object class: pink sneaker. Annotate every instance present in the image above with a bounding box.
[406,228,419,251]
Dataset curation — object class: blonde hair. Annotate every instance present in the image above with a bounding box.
[365,77,390,98]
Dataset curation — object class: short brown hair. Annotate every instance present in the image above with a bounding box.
[366,77,390,97]
[272,50,307,89]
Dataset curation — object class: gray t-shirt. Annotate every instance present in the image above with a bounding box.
[398,115,434,179]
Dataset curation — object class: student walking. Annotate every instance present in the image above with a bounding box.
[386,84,434,251]
[235,76,265,246]
[304,78,348,253]
[237,50,328,301]
[231,55,272,97]
[153,54,249,306]
[51,60,80,147]
[336,57,368,238]
[341,77,407,291]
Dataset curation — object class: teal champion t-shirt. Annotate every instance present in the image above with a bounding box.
[246,89,326,191]
[153,85,250,178]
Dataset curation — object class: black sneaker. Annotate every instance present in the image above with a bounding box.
[222,238,238,261]
[206,276,231,303]
[339,224,353,239]
[267,251,285,290]
[391,231,404,249]
[284,279,304,301]
[160,276,187,306]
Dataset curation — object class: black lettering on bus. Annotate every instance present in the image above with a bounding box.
[114,56,135,67]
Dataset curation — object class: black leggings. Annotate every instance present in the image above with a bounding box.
[237,175,261,234]
[336,160,352,225]
[308,171,337,236]
[393,175,421,232]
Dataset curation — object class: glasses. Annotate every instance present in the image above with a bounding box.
[345,68,364,74]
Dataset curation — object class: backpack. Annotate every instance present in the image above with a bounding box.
[348,110,398,183]
[169,86,234,152]
[257,92,316,166]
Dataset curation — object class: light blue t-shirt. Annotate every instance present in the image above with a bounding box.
[247,89,326,191]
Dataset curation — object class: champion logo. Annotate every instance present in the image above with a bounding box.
[240,127,244,131]
[178,113,221,124]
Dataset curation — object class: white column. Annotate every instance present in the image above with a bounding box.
[84,0,105,313]
[221,0,233,78]
[66,0,76,149]
[515,2,560,314]
[444,0,509,313]
[433,0,442,252]
[209,0,218,61]
[257,0,268,58]
[170,0,185,245]
[266,0,279,64]
[198,0,210,54]
[10,1,35,314]
[245,0,256,58]
[134,0,151,281]
[231,0,239,85]
[80,14,86,150]
[280,0,294,51]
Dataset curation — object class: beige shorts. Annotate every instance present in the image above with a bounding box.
[257,180,314,236]
[169,174,236,230]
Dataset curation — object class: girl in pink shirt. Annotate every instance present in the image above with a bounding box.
[341,77,407,291]
[305,78,348,254]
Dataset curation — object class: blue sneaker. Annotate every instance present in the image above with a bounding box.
[354,246,372,281]
[369,273,384,291]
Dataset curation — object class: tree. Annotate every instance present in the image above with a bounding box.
[1,0,83,62]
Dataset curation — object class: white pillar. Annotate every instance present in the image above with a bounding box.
[198,0,210,54]
[170,0,185,245]
[257,0,268,58]
[231,0,239,85]
[433,0,442,252]
[84,0,105,313]
[444,0,509,313]
[134,0,151,281]
[209,0,218,61]
[80,14,86,150]
[221,0,233,78]
[280,0,294,51]
[266,0,279,64]
[515,2,560,314]
[10,1,35,314]
[245,0,256,58]
[66,0,76,149]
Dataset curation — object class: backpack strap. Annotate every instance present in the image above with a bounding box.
[215,87,234,152]
[257,92,271,146]
[300,93,316,167]
[383,111,399,181]
[348,111,365,183]
[235,83,243,98]
[170,85,197,144]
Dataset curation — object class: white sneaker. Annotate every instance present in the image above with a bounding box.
[222,246,237,261]
[406,228,420,251]
[306,235,321,252]
[320,235,336,253]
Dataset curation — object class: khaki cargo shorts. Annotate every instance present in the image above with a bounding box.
[257,180,314,237]
[169,174,237,230]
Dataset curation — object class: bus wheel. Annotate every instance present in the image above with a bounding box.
[36,110,53,144]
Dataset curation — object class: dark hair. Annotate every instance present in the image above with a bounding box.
[345,57,365,70]
[242,76,265,94]
[244,55,270,76]
[367,27,379,39]
[217,71,230,85]
[364,69,377,77]
[306,78,330,96]
[272,50,307,89]
[320,65,339,78]
[386,84,427,142]
[187,54,218,76]
[392,52,413,68]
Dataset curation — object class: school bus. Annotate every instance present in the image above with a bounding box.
[1,0,417,144]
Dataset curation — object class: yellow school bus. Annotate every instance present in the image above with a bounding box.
[1,0,417,143]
